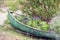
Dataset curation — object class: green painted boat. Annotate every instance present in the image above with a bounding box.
[8,11,56,39]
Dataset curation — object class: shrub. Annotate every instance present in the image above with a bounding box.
[7,0,59,21]
[20,0,58,21]
[8,0,59,21]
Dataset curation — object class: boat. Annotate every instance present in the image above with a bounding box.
[8,11,56,39]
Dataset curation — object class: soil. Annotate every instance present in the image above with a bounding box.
[0,31,22,40]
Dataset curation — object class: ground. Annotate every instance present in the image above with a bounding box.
[0,31,22,40]
[0,7,7,25]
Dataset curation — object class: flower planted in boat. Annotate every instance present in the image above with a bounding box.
[41,22,49,31]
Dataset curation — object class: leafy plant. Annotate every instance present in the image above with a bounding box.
[20,0,58,21]
[41,22,49,31]
[8,0,59,21]
[15,15,48,31]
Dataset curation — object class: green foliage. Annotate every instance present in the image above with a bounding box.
[15,15,49,31]
[8,0,58,20]
[20,0,58,21]
[7,2,17,11]
[40,22,49,31]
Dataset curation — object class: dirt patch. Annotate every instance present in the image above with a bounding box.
[0,8,8,25]
[0,31,23,40]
